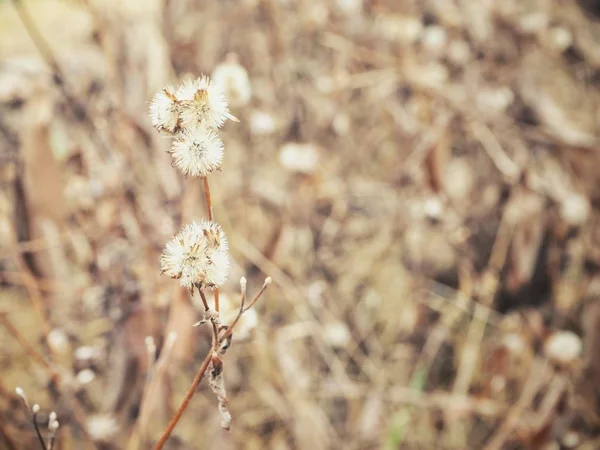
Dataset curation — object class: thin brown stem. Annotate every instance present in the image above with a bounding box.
[202,177,214,222]
[31,412,46,450]
[0,314,50,369]
[151,350,213,450]
[7,226,52,338]
[196,287,209,310]
[214,289,220,314]
[11,0,60,73]
[243,278,271,314]
[201,177,220,313]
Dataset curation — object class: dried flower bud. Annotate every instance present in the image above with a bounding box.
[169,126,224,177]
[49,420,60,432]
[149,85,180,134]
[32,404,40,414]
[212,54,251,108]
[177,75,237,129]
[15,387,29,408]
[161,220,230,290]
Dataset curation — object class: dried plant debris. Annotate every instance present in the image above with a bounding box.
[208,354,232,431]
[2,0,600,449]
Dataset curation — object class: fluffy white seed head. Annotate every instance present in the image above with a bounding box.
[177,75,236,129]
[149,85,180,134]
[169,126,224,177]
[161,220,230,290]
[212,54,252,108]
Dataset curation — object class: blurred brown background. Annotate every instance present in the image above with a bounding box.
[2,0,600,449]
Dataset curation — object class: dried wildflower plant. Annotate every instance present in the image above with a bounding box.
[149,75,270,450]
[15,387,60,450]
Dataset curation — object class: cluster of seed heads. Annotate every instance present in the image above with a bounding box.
[150,76,236,291]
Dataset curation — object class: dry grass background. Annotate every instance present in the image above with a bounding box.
[2,0,600,449]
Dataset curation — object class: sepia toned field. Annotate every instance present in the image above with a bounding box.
[2,1,600,449]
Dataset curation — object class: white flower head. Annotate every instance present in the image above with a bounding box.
[161,220,230,290]
[169,126,224,177]
[212,54,252,108]
[176,75,238,129]
[149,85,180,134]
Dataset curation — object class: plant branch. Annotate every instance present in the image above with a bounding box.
[10,0,112,161]
[0,314,50,369]
[202,177,214,222]
[201,177,220,313]
[221,278,271,345]
[32,411,46,450]
[151,350,213,450]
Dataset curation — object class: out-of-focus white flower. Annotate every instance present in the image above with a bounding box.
[219,293,258,340]
[149,85,180,134]
[279,142,320,174]
[76,369,96,385]
[560,193,590,227]
[169,126,224,177]
[447,39,472,65]
[421,26,447,55]
[47,328,70,355]
[212,54,251,108]
[161,220,230,290]
[544,331,582,365]
[548,27,572,52]
[249,110,277,135]
[323,321,351,348]
[86,414,119,442]
[74,345,103,362]
[177,75,237,129]
[64,175,94,210]
[476,86,515,116]
[415,62,449,88]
